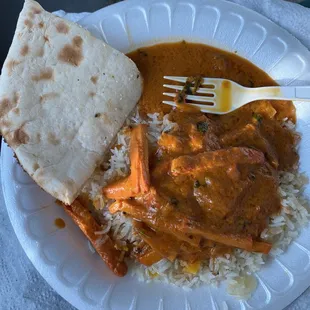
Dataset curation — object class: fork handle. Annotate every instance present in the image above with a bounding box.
[247,86,310,102]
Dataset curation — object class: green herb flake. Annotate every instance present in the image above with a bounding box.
[138,49,148,57]
[170,197,179,205]
[192,75,203,94]
[174,75,203,105]
[249,172,256,180]
[196,121,209,133]
[194,180,200,188]
[138,229,148,237]
[184,83,193,95]
[95,113,101,118]
[175,92,186,104]
[252,113,263,124]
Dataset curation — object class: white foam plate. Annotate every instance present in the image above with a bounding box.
[3,0,310,309]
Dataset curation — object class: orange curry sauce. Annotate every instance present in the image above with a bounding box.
[119,42,299,265]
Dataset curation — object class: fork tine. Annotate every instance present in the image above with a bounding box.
[164,76,187,83]
[163,92,216,103]
[163,84,183,91]
[163,84,216,95]
[162,100,177,107]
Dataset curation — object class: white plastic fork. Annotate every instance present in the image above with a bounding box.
[163,76,310,114]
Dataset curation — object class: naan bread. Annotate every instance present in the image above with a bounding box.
[0,0,143,204]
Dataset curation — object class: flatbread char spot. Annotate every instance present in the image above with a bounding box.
[33,163,40,171]
[58,36,84,66]
[39,92,59,103]
[32,68,54,82]
[13,92,20,105]
[0,120,12,128]
[91,76,98,84]
[37,47,44,57]
[10,127,30,147]
[12,108,20,115]
[48,132,60,145]
[56,21,69,34]
[20,44,29,56]
[24,19,33,28]
[102,113,112,125]
[0,98,13,118]
[6,60,21,76]
[32,7,42,14]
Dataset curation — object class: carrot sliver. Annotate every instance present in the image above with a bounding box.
[102,124,150,199]
[130,124,150,193]
[138,249,163,266]
[103,176,138,200]
[62,199,127,277]
[252,240,272,254]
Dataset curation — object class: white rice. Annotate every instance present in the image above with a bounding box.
[83,112,309,299]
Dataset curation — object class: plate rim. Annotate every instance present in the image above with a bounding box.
[3,0,310,309]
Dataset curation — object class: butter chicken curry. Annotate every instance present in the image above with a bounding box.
[73,42,299,276]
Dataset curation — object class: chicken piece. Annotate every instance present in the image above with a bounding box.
[158,133,185,154]
[103,124,150,199]
[136,247,163,266]
[170,147,265,176]
[111,193,273,254]
[193,170,250,219]
[190,160,280,238]
[251,100,277,119]
[220,123,279,168]
[179,241,232,263]
[109,194,201,248]
[158,111,221,156]
[186,226,253,251]
[253,99,295,122]
[158,130,205,155]
[62,199,127,277]
[235,164,280,237]
[102,176,138,201]
[252,241,272,254]
[134,221,179,261]
[151,160,170,180]
[109,198,259,253]
[134,221,232,263]
[135,222,231,264]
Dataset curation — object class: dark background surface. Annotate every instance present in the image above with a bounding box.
[2,0,310,67]
[0,0,121,68]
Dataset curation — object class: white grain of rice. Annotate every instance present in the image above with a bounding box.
[94,221,112,235]
[94,235,108,247]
